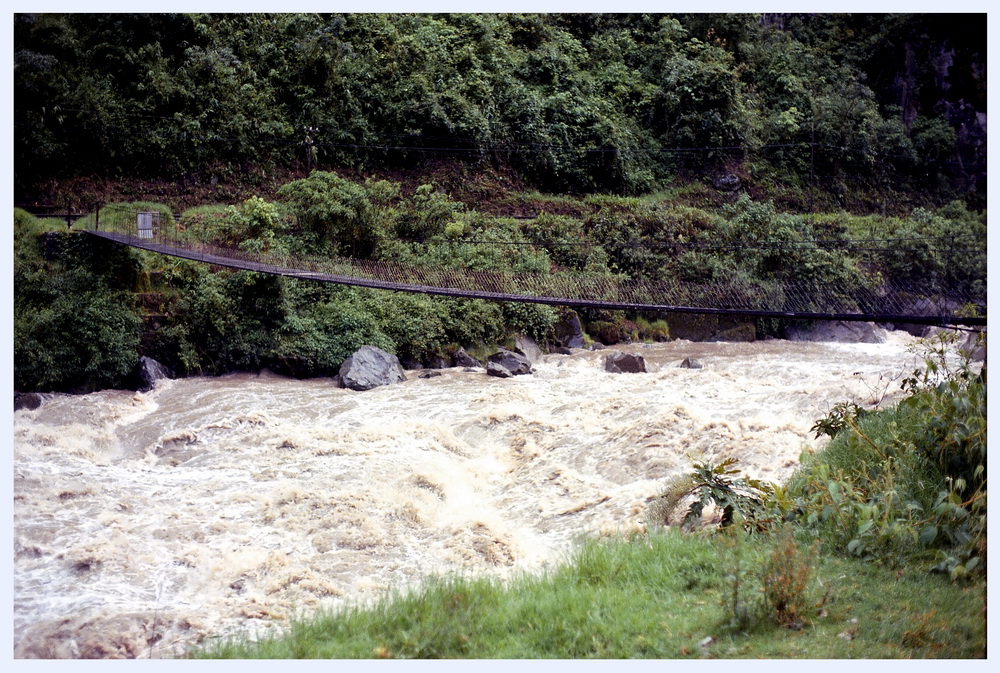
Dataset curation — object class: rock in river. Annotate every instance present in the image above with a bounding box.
[339,346,407,391]
[604,352,646,373]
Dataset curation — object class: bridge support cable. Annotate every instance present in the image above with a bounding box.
[82,227,986,328]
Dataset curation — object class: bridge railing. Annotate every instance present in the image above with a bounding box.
[80,204,986,327]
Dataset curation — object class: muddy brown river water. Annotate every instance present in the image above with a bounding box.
[13,333,927,658]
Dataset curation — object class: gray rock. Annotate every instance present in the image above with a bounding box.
[453,347,480,368]
[554,312,586,349]
[553,346,573,355]
[487,348,532,376]
[513,335,543,364]
[14,392,42,411]
[680,357,703,369]
[486,361,514,378]
[713,174,742,191]
[960,330,987,361]
[419,370,443,379]
[132,356,174,392]
[339,346,407,391]
[604,352,647,373]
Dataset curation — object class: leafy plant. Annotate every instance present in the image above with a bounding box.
[811,401,868,439]
[648,458,775,532]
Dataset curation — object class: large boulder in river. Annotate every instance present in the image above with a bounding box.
[604,352,646,373]
[339,346,406,391]
[487,348,532,376]
[130,356,174,392]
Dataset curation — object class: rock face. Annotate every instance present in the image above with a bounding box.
[554,312,586,349]
[339,346,407,391]
[486,348,532,377]
[604,352,646,373]
[785,321,887,344]
[131,356,174,392]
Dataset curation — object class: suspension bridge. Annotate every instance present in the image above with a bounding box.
[80,208,986,328]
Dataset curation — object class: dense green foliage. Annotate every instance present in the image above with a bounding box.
[15,13,986,206]
[13,216,143,392]
[786,331,987,577]
[12,174,986,391]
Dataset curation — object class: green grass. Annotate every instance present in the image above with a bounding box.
[192,529,985,659]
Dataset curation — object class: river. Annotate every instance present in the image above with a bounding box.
[13,333,926,658]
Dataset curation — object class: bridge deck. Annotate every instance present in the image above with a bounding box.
[84,229,986,327]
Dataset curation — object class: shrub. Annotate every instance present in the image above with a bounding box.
[788,330,986,576]
[14,269,141,391]
[647,458,775,533]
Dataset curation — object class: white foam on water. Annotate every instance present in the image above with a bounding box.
[13,335,932,658]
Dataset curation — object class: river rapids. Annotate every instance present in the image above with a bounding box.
[13,333,926,658]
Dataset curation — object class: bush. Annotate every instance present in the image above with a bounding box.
[787,331,986,576]
[277,171,400,257]
[14,269,141,391]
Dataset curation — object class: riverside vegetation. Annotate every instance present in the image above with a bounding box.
[12,182,986,392]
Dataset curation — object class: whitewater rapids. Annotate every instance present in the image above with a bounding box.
[13,333,925,658]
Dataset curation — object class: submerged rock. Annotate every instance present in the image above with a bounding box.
[680,357,703,369]
[339,346,407,391]
[14,392,42,411]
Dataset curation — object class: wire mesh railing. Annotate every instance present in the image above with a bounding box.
[81,205,986,327]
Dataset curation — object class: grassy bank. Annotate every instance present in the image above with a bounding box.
[194,530,985,659]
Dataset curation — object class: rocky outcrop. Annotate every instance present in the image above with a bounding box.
[339,346,407,391]
[604,352,646,373]
[784,321,887,344]
[486,348,532,377]
[680,357,703,369]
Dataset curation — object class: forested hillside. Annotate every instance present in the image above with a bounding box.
[13,13,988,394]
[15,13,986,209]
